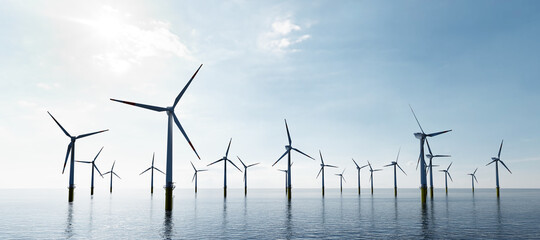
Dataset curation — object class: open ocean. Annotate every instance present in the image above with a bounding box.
[0,188,539,239]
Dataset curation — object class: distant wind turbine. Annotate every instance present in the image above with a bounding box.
[103,161,121,193]
[335,169,346,193]
[425,140,451,198]
[272,119,314,199]
[237,156,259,196]
[139,153,165,194]
[384,148,407,197]
[439,162,453,194]
[110,64,202,211]
[47,111,108,202]
[190,161,207,193]
[207,138,242,197]
[467,168,479,193]
[486,140,512,197]
[410,105,452,203]
[367,161,382,195]
[278,169,288,194]
[317,150,338,196]
[352,159,368,194]
[75,146,105,196]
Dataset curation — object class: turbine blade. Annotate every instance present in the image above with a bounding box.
[111,161,116,171]
[113,172,121,179]
[319,150,324,165]
[434,155,451,158]
[173,64,203,108]
[498,139,504,159]
[94,164,104,177]
[103,171,111,175]
[154,167,165,174]
[47,111,71,137]
[395,147,401,163]
[207,159,224,166]
[285,119,291,145]
[426,139,434,156]
[426,130,452,137]
[140,167,152,175]
[62,143,73,174]
[93,146,104,161]
[227,159,242,172]
[447,162,453,171]
[397,164,407,175]
[237,156,246,168]
[352,158,359,168]
[499,160,512,174]
[225,138,232,158]
[192,172,196,182]
[316,167,323,179]
[383,164,393,167]
[198,169,208,172]
[152,152,155,166]
[247,163,260,168]
[342,176,346,183]
[373,169,382,172]
[486,160,496,166]
[75,161,92,164]
[77,129,108,139]
[292,148,314,160]
[110,98,167,112]
[474,175,478,183]
[190,161,197,171]
[173,113,200,159]
[325,165,338,168]
[360,165,368,169]
[416,154,420,170]
[272,150,290,167]
[447,172,453,182]
[473,168,478,175]
[409,105,425,134]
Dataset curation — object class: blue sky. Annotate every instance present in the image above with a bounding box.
[1,0,539,191]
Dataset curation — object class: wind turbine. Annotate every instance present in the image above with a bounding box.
[278,169,288,194]
[103,161,121,193]
[190,161,207,193]
[272,119,314,199]
[352,159,368,194]
[425,140,451,198]
[139,153,165,194]
[410,105,452,203]
[316,150,338,196]
[467,168,479,193]
[439,162,453,194]
[486,140,512,197]
[237,156,259,196]
[367,161,382,195]
[47,111,108,202]
[384,148,407,197]
[75,146,105,196]
[110,64,202,211]
[335,169,346,193]
[207,138,242,197]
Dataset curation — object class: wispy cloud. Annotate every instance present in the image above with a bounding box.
[259,19,311,54]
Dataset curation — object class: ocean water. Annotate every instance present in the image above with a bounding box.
[0,188,539,239]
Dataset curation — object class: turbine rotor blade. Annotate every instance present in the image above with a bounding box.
[426,130,452,137]
[247,163,260,168]
[94,164,104,177]
[426,139,434,156]
[227,159,242,172]
[154,168,165,174]
[192,172,196,182]
[486,160,496,166]
[498,139,504,159]
[190,161,197,171]
[473,168,478,175]
[140,167,152,175]
[62,143,73,174]
[319,150,324,165]
[173,113,200,160]
[76,161,92,164]
[397,164,407,175]
[499,160,512,174]
[447,172,453,182]
[292,148,314,160]
[47,111,71,137]
[207,159,224,166]
[447,162,453,171]
[173,64,203,108]
[225,138,232,158]
[272,150,290,167]
[94,146,104,161]
[77,129,109,139]
[237,156,246,168]
[395,147,401,163]
[352,158,359,168]
[110,98,167,112]
[316,167,323,179]
[474,175,478,183]
[284,119,291,145]
[325,165,338,168]
[409,105,425,134]
[113,172,121,179]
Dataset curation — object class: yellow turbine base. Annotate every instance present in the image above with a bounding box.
[165,187,173,211]
[68,187,74,202]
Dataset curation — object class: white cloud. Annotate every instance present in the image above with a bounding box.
[259,18,311,54]
[36,82,60,90]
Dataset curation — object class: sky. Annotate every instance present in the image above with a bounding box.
[1,0,540,191]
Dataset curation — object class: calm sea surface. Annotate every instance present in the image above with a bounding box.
[0,188,539,239]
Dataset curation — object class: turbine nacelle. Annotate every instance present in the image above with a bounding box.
[414,132,424,139]
[491,157,499,161]
[285,145,291,150]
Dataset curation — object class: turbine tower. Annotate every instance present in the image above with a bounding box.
[367,161,382,195]
[467,168,479,193]
[110,64,202,211]
[139,153,165,194]
[103,161,121,193]
[47,111,108,202]
[237,156,259,196]
[207,138,242,197]
[486,140,512,197]
[439,162,453,194]
[384,148,407,197]
[272,119,314,199]
[190,161,207,193]
[335,169,346,193]
[352,159,368,195]
[425,140,451,198]
[410,105,452,203]
[75,146,105,196]
[316,150,338,196]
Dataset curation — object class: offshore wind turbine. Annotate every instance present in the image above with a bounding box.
[425,140,451,198]
[410,105,452,203]
[277,162,293,194]
[103,161,121,193]
[272,119,314,199]
[316,150,338,196]
[237,156,259,196]
[190,161,207,193]
[110,64,202,211]
[335,169,346,193]
[467,168,479,193]
[139,153,165,194]
[439,162,453,194]
[75,147,105,196]
[352,159,368,195]
[486,140,512,197]
[367,161,382,195]
[47,111,108,202]
[207,138,242,197]
[384,148,407,197]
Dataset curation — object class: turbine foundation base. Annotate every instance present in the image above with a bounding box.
[421,187,427,204]
[68,187,74,202]
[496,187,500,197]
[90,187,94,196]
[165,187,173,211]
